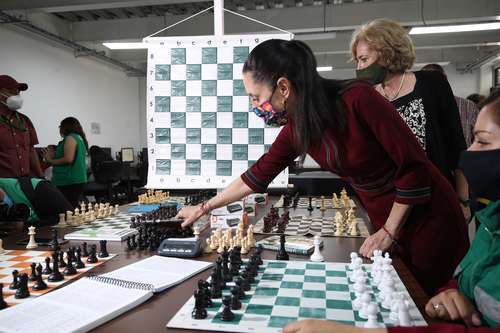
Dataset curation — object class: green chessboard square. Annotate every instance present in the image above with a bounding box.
[232,112,248,128]
[248,128,264,144]
[306,263,326,270]
[254,287,279,296]
[186,64,201,80]
[244,304,273,316]
[186,159,201,175]
[275,296,300,307]
[304,276,326,283]
[326,270,347,277]
[285,269,306,275]
[233,46,249,63]
[248,160,256,168]
[202,113,216,128]
[155,96,170,112]
[170,113,186,128]
[155,128,170,144]
[217,96,232,112]
[326,283,349,292]
[268,316,296,328]
[280,281,303,289]
[233,80,246,96]
[299,307,326,319]
[232,144,248,160]
[156,159,170,175]
[268,262,287,269]
[171,144,186,160]
[201,144,216,160]
[217,64,233,80]
[265,144,272,153]
[261,273,284,281]
[202,47,217,64]
[217,128,232,144]
[216,160,231,176]
[326,299,353,310]
[171,48,186,64]
[212,312,242,325]
[155,64,170,80]
[207,300,222,311]
[202,80,217,96]
[186,96,201,112]
[302,290,326,299]
[186,128,201,144]
[171,80,186,96]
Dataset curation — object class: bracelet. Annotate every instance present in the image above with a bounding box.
[381,225,397,243]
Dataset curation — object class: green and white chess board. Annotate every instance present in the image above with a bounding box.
[167,260,427,333]
[145,34,290,189]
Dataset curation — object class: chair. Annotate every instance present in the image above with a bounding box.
[92,160,123,204]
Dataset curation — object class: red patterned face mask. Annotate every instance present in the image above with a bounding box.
[250,86,288,127]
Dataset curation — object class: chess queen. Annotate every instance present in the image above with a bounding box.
[177,39,469,296]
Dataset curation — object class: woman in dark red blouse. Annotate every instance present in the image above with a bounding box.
[177,39,469,295]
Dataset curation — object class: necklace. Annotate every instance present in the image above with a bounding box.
[381,71,406,101]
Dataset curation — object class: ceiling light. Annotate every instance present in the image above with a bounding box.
[313,0,323,6]
[256,4,265,10]
[295,32,336,41]
[296,1,303,7]
[409,22,500,35]
[412,61,451,68]
[317,66,333,72]
[275,2,284,8]
[103,42,147,49]
[237,5,246,10]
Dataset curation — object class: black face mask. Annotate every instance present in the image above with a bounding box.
[459,149,500,204]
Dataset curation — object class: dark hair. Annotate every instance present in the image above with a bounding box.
[421,63,445,75]
[467,93,486,106]
[59,117,88,150]
[479,88,500,126]
[243,39,345,155]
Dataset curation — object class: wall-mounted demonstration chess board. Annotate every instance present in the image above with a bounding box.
[144,34,290,189]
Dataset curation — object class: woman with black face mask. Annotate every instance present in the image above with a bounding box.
[283,90,500,333]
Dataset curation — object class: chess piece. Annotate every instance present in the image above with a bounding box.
[320,195,326,212]
[398,300,412,326]
[56,213,67,227]
[0,239,5,254]
[98,240,109,258]
[364,303,384,328]
[193,226,200,240]
[63,250,77,276]
[191,289,208,319]
[58,251,67,268]
[9,270,19,290]
[14,273,30,299]
[42,257,52,275]
[307,196,314,212]
[0,283,7,310]
[230,286,242,310]
[86,244,98,263]
[219,296,235,322]
[26,226,38,249]
[309,235,324,262]
[32,264,48,291]
[75,247,86,269]
[81,242,89,257]
[50,229,60,252]
[359,292,372,319]
[28,262,37,281]
[276,234,289,261]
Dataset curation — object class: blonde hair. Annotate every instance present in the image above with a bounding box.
[350,19,416,73]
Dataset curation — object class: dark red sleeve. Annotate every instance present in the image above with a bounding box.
[437,280,459,293]
[389,323,500,333]
[241,124,298,192]
[349,85,431,205]
[23,114,39,146]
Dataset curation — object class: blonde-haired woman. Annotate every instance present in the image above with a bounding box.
[350,19,471,221]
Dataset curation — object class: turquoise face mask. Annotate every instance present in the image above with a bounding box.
[356,62,387,85]
[2,194,13,207]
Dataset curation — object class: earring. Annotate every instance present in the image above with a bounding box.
[283,100,287,112]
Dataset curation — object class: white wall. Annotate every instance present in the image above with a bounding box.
[0,27,141,156]
[444,65,480,99]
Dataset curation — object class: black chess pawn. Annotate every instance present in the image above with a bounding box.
[32,265,47,291]
[48,252,64,282]
[14,273,30,299]
[81,242,89,257]
[87,244,98,263]
[230,286,242,310]
[0,283,8,310]
[197,279,212,307]
[239,273,251,291]
[191,289,208,319]
[126,237,133,251]
[9,270,19,290]
[276,234,289,261]
[63,251,77,276]
[50,228,60,252]
[233,278,247,299]
[131,235,137,249]
[29,262,37,281]
[75,247,85,269]
[219,296,235,322]
[58,251,67,268]
[42,257,52,275]
[98,240,109,258]
[307,196,314,212]
[221,249,232,282]
[209,273,222,299]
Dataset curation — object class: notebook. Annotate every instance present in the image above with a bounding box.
[0,256,212,333]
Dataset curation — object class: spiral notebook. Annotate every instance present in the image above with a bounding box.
[0,256,212,333]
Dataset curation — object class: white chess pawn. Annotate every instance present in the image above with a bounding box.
[204,238,213,254]
[114,204,119,215]
[398,299,413,326]
[349,252,359,270]
[390,293,403,322]
[26,226,38,249]
[352,281,366,310]
[309,235,324,262]
[57,213,67,227]
[0,238,5,254]
[364,303,384,328]
[193,226,200,240]
[358,292,372,319]
[382,289,394,310]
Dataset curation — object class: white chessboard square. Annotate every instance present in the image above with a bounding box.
[281,274,305,282]
[277,288,303,298]
[201,64,217,80]
[170,64,187,80]
[186,80,202,96]
[257,280,282,289]
[171,160,186,173]
[185,145,201,159]
[201,160,216,176]
[186,112,202,128]
[303,282,326,291]
[200,128,217,143]
[248,114,265,128]
[325,276,349,284]
[170,128,186,144]
[155,145,171,158]
[250,294,276,306]
[217,113,233,128]
[238,314,270,328]
[271,305,300,318]
[151,48,171,62]
[325,291,352,301]
[217,46,234,63]
[217,80,233,96]
[301,297,326,309]
[233,63,244,80]
[186,48,202,64]
[154,112,170,127]
[232,128,249,144]
[200,96,217,112]
[233,96,250,112]
[265,128,281,144]
[152,81,171,94]
[305,269,327,277]
[171,96,186,112]
[232,161,249,174]
[326,309,356,321]
[216,144,232,160]
[264,268,286,275]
